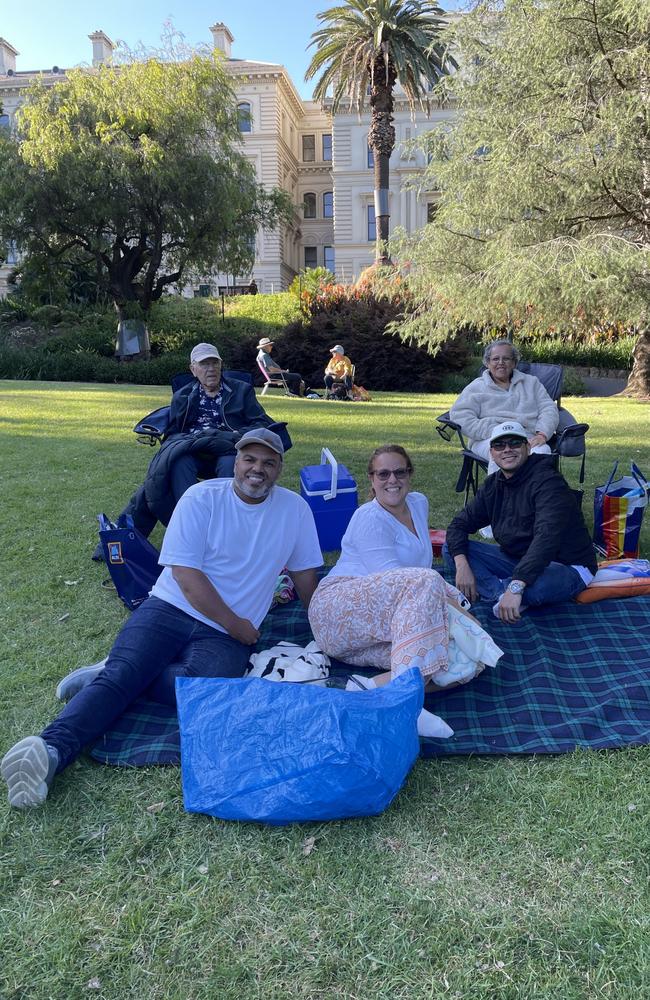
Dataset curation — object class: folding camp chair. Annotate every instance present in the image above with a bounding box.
[257,360,291,396]
[436,362,589,503]
[133,370,291,452]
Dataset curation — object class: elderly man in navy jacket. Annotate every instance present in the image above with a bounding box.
[99,343,283,547]
[444,421,596,623]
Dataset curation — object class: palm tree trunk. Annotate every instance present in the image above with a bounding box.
[374,152,391,262]
[369,65,396,265]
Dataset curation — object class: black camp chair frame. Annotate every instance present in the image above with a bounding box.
[436,362,590,504]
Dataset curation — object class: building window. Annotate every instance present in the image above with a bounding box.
[302,135,315,161]
[304,246,317,269]
[323,191,333,218]
[367,205,376,242]
[303,193,316,219]
[237,103,251,133]
[197,284,212,298]
[0,114,10,131]
[322,134,332,161]
[367,143,374,169]
[5,241,18,265]
[427,202,438,223]
[324,246,335,272]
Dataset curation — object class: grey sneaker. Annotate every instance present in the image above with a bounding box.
[56,658,107,702]
[1,736,59,808]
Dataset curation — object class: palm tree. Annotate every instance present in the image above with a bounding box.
[306,0,454,263]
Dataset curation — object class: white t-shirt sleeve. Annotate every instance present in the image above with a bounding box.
[158,485,213,571]
[284,499,324,571]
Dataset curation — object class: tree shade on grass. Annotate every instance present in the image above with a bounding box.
[306,0,455,261]
[397,0,650,397]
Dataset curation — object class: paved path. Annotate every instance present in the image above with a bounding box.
[580,376,627,397]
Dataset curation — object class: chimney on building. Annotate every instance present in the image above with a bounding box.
[210,23,234,59]
[88,30,115,68]
[0,38,19,75]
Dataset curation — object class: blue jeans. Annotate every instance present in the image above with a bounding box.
[41,596,252,771]
[443,541,587,607]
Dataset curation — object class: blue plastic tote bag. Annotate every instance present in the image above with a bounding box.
[176,667,423,825]
[97,513,162,611]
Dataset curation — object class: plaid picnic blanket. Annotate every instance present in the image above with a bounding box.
[89,589,650,767]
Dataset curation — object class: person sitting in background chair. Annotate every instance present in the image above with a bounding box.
[324,344,354,400]
[449,339,559,473]
[256,337,304,397]
[93,343,283,556]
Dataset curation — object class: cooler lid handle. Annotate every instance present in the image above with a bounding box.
[321,447,339,500]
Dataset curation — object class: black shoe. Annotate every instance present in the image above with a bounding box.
[91,541,105,563]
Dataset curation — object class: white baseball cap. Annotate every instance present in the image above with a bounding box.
[190,343,221,363]
[489,421,528,445]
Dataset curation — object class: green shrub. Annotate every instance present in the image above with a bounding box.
[43,327,115,357]
[258,283,471,392]
[31,304,64,327]
[561,370,587,396]
[288,268,336,301]
[222,292,301,329]
[517,336,634,370]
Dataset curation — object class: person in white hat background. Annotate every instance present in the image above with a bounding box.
[449,339,559,473]
[93,342,286,555]
[256,336,305,397]
[324,344,354,400]
[3,429,323,809]
[444,421,597,623]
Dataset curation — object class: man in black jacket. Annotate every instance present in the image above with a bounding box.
[99,343,285,546]
[445,421,596,623]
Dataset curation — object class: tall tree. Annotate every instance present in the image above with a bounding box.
[398,0,650,396]
[0,50,291,331]
[306,0,454,262]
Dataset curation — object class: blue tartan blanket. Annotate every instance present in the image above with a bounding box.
[90,592,650,767]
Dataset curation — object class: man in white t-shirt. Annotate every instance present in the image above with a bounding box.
[2,429,323,809]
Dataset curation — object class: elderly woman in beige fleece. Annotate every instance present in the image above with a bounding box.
[450,340,559,473]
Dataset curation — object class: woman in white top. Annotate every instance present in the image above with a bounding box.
[309,445,473,685]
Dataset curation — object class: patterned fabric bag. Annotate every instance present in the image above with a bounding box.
[593,462,648,558]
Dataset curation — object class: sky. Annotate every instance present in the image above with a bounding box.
[3,1,464,99]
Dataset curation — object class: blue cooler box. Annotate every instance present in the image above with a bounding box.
[300,449,358,552]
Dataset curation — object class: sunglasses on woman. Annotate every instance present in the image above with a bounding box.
[372,467,411,481]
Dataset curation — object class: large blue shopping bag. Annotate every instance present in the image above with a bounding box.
[176,668,423,825]
[97,513,162,611]
[593,462,649,559]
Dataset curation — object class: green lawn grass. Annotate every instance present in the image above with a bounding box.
[1,380,649,1000]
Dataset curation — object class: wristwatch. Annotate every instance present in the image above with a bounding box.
[507,580,526,595]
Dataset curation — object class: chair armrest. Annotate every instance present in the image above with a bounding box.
[133,405,171,445]
[436,412,468,449]
[554,421,590,457]
[268,421,292,452]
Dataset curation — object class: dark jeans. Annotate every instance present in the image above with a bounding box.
[324,374,352,391]
[281,372,303,396]
[169,452,236,505]
[442,540,587,607]
[41,596,252,771]
[121,452,236,539]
